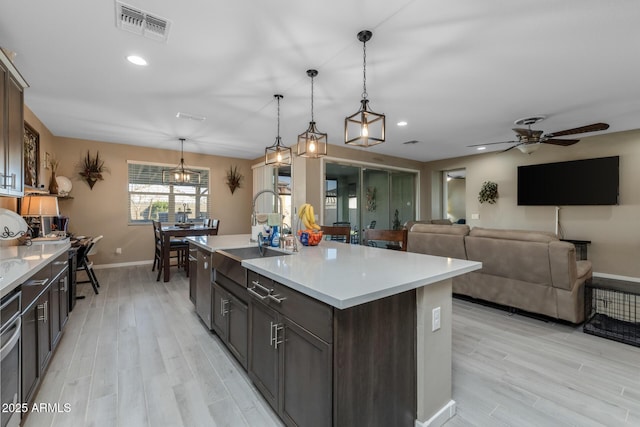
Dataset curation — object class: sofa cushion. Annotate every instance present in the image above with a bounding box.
[410,224,469,235]
[465,234,552,285]
[407,224,469,259]
[469,227,558,243]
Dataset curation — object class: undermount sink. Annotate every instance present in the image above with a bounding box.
[218,246,290,261]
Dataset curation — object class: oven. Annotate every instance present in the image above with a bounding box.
[1,289,21,427]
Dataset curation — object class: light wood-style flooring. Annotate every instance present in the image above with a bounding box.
[24,266,640,426]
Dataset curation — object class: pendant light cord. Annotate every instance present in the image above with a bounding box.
[276,95,281,145]
[311,75,315,122]
[362,39,368,100]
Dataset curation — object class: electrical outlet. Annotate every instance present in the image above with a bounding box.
[116,247,122,255]
[432,307,441,331]
[471,213,480,220]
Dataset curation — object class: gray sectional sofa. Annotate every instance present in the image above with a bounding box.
[407,224,592,323]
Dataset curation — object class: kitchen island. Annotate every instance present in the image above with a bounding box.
[188,234,481,427]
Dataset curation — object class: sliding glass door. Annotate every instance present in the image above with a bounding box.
[325,161,417,243]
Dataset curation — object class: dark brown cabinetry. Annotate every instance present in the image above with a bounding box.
[248,271,332,427]
[21,252,71,409]
[246,269,416,427]
[0,49,28,196]
[211,277,248,369]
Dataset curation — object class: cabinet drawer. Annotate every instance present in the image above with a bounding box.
[247,270,333,343]
[21,265,52,309]
[51,252,69,280]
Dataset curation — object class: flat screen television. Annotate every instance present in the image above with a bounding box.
[517,156,619,206]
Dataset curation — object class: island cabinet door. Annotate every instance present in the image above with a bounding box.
[248,300,279,411]
[211,282,228,341]
[280,318,332,427]
[226,296,248,370]
[188,248,198,304]
[21,302,40,404]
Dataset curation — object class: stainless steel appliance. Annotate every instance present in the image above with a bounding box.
[1,289,21,427]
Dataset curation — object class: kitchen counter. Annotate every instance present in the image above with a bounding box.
[188,233,481,309]
[0,240,71,298]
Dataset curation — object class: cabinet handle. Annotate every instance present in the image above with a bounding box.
[53,260,68,266]
[274,324,284,349]
[270,321,275,347]
[220,299,229,316]
[62,277,68,293]
[37,301,48,322]
[268,293,286,304]
[203,262,208,270]
[248,286,268,301]
[251,280,272,294]
[29,278,49,287]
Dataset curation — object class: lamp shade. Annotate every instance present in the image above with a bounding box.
[21,195,59,217]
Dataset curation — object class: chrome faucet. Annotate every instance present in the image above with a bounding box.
[251,189,283,247]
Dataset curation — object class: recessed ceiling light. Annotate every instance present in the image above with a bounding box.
[397,121,408,127]
[126,55,148,66]
[176,112,206,121]
[477,146,486,151]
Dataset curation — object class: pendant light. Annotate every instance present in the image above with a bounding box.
[297,69,327,158]
[265,94,292,166]
[163,138,201,184]
[345,30,385,147]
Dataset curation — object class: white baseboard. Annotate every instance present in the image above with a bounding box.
[593,272,640,283]
[415,400,456,427]
[93,260,153,270]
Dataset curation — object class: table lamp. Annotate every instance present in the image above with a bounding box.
[21,195,60,238]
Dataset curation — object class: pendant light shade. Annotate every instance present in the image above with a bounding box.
[163,138,201,185]
[297,69,327,158]
[345,30,385,148]
[265,94,292,166]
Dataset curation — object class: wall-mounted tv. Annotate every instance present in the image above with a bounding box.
[517,156,619,206]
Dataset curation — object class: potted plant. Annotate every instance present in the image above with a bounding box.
[478,181,498,204]
[78,150,107,189]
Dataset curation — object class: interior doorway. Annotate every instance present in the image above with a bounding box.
[443,169,466,224]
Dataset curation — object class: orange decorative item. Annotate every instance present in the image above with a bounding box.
[298,229,323,246]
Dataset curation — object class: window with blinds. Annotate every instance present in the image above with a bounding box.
[127,161,210,224]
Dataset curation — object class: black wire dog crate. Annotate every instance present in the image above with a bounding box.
[584,279,640,347]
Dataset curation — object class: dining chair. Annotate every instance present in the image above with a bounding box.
[320,225,351,244]
[76,235,103,294]
[152,220,189,282]
[363,229,408,251]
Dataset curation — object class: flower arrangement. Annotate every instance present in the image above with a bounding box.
[478,181,499,204]
[78,150,107,189]
[225,165,244,194]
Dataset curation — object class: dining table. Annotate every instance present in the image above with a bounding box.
[160,224,219,282]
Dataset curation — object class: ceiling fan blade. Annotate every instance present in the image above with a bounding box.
[467,140,516,147]
[544,123,609,138]
[542,138,580,146]
[502,144,520,153]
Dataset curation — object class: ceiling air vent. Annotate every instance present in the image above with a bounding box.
[115,1,171,43]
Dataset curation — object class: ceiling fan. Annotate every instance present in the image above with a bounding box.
[469,116,610,154]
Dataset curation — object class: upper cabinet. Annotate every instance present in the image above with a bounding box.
[0,49,29,197]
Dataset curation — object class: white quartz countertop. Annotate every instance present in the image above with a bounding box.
[0,241,71,298]
[188,234,481,309]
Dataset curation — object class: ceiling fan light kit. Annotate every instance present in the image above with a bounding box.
[298,69,328,158]
[468,116,610,154]
[265,94,292,166]
[344,30,385,148]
